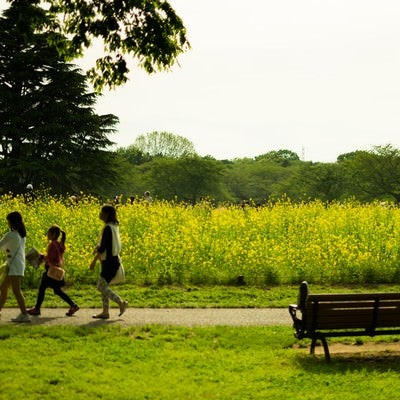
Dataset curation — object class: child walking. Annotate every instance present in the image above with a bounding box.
[27,225,79,317]
[0,211,30,322]
[90,204,128,319]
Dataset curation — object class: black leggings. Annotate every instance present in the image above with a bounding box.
[35,272,75,309]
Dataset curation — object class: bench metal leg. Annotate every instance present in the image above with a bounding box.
[310,335,331,362]
[310,338,317,355]
[320,336,331,362]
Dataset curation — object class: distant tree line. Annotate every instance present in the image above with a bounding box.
[114,139,400,205]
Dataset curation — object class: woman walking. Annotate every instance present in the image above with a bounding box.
[27,225,79,317]
[0,211,30,322]
[90,204,128,319]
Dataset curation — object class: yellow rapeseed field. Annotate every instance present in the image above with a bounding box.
[0,194,399,287]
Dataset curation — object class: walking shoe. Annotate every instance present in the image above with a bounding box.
[27,307,41,316]
[66,304,79,317]
[119,300,128,317]
[92,313,110,320]
[11,313,31,323]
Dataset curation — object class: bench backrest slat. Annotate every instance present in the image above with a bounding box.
[307,293,400,301]
[303,294,400,331]
[305,312,400,330]
[309,301,400,310]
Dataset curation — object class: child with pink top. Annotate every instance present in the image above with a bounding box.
[28,225,79,317]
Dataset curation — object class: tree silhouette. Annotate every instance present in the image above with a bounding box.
[2,0,190,90]
[0,1,119,194]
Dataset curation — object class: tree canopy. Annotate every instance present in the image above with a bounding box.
[3,0,190,90]
[133,131,197,159]
[0,1,119,194]
[255,149,300,166]
[340,145,400,203]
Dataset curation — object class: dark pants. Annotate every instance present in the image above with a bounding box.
[35,271,75,309]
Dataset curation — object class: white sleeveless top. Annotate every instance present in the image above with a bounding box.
[99,223,121,261]
[0,230,26,276]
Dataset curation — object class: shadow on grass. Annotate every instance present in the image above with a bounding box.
[28,316,59,325]
[83,319,122,328]
[28,317,123,329]
[295,345,400,372]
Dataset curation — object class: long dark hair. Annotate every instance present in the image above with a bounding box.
[101,204,119,224]
[7,211,26,238]
[48,224,66,244]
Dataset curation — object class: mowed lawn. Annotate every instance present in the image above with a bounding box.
[1,324,400,400]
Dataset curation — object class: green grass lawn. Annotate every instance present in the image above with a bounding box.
[3,285,400,399]
[1,325,400,400]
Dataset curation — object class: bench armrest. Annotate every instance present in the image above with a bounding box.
[289,304,299,321]
[289,304,305,337]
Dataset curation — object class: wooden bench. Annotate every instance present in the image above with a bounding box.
[288,281,400,361]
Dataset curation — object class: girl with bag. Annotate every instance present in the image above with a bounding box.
[90,204,128,319]
[0,211,30,322]
[27,225,79,317]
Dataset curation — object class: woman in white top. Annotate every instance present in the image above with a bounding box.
[0,211,30,322]
[90,204,128,319]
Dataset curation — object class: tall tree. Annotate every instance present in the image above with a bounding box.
[137,156,227,203]
[3,0,190,90]
[133,131,197,159]
[255,149,300,166]
[116,144,151,165]
[294,162,347,202]
[0,1,119,194]
[223,157,298,203]
[342,145,400,202]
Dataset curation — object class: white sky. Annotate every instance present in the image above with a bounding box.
[3,0,400,162]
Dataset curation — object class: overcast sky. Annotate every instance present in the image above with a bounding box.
[3,0,400,162]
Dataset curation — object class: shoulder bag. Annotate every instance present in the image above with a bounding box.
[47,265,65,281]
[110,263,125,285]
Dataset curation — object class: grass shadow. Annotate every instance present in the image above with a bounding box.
[83,319,121,328]
[28,316,59,325]
[295,343,400,372]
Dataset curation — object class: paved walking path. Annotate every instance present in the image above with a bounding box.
[0,308,291,327]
